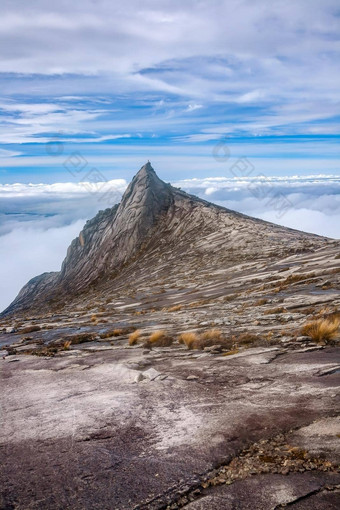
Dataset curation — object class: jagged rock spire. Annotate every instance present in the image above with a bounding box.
[1,162,327,317]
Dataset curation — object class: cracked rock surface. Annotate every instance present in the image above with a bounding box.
[0,345,339,509]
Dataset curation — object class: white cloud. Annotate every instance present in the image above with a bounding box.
[186,104,203,112]
[0,179,127,197]
[174,174,340,238]
[236,90,265,103]
[0,0,339,141]
[0,148,21,157]
[0,220,85,312]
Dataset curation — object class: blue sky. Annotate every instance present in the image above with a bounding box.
[0,0,340,183]
[0,0,339,311]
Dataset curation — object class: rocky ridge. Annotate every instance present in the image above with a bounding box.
[1,162,334,317]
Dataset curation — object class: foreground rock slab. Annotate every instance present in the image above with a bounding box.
[1,344,339,509]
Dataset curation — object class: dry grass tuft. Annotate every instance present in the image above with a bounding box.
[63,332,97,345]
[167,304,183,312]
[91,314,97,323]
[223,349,239,356]
[63,340,72,350]
[200,328,223,342]
[223,293,239,303]
[264,307,286,315]
[256,298,268,306]
[99,328,124,339]
[21,325,41,333]
[128,330,141,346]
[301,318,340,344]
[182,329,233,351]
[149,330,166,343]
[146,330,173,347]
[234,332,261,346]
[178,332,198,349]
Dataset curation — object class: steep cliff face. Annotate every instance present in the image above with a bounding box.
[1,162,329,317]
[58,162,173,291]
[2,163,174,315]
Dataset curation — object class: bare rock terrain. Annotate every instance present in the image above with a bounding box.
[0,163,339,509]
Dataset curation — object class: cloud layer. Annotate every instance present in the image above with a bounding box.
[0,0,339,153]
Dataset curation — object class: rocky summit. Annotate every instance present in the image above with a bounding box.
[0,163,339,509]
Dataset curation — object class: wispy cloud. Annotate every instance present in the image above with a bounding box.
[0,0,339,149]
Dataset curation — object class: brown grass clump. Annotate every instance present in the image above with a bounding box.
[99,327,133,339]
[194,329,233,351]
[167,304,183,312]
[149,330,166,343]
[178,329,235,351]
[146,330,173,347]
[223,349,239,356]
[63,332,97,345]
[301,318,340,344]
[223,293,239,303]
[264,307,286,315]
[21,325,41,333]
[283,272,316,285]
[99,328,120,339]
[91,314,97,323]
[255,298,268,306]
[200,328,223,342]
[128,330,141,346]
[178,332,198,349]
[234,332,261,346]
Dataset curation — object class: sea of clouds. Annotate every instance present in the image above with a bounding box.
[0,174,339,312]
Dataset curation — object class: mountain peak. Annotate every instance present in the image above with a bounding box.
[120,161,170,208]
[1,162,329,318]
[137,161,154,175]
[126,161,164,194]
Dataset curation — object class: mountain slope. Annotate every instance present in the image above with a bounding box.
[1,162,331,317]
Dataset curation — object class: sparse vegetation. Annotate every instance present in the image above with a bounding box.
[99,328,127,339]
[283,272,316,285]
[60,332,97,345]
[21,325,41,333]
[167,304,183,312]
[145,330,173,347]
[189,299,210,307]
[264,307,286,315]
[223,349,239,356]
[234,332,261,346]
[301,318,340,344]
[179,329,233,351]
[178,332,198,349]
[200,328,223,342]
[128,330,141,346]
[223,293,239,303]
[255,298,268,306]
